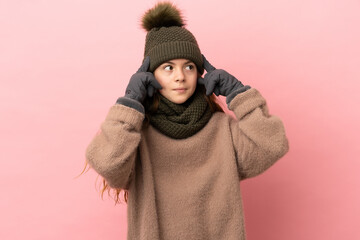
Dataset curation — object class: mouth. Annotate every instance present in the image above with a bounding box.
[173,88,187,93]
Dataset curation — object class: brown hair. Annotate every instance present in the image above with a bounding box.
[78,161,128,204]
[82,85,224,204]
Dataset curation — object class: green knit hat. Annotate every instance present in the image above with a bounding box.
[141,2,204,74]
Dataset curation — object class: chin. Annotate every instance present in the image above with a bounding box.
[171,96,190,104]
[172,99,186,104]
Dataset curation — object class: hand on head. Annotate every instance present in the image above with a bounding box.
[198,55,245,96]
[125,56,162,103]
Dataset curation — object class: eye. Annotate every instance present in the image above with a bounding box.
[164,65,173,71]
[185,64,195,70]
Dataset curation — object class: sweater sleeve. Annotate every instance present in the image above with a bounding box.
[85,104,145,189]
[228,88,289,180]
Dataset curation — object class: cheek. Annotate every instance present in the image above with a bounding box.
[189,74,198,88]
[158,88,166,96]
[156,78,169,96]
[154,75,165,88]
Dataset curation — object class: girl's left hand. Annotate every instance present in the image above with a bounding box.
[198,55,245,96]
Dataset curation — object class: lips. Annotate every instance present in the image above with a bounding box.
[173,88,187,93]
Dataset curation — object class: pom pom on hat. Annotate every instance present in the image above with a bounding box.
[141,2,185,31]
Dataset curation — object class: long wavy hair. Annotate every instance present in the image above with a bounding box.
[82,84,224,204]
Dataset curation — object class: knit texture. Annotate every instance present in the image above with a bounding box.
[144,26,203,73]
[149,89,212,139]
[86,88,289,240]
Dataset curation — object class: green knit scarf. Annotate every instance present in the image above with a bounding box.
[149,89,212,139]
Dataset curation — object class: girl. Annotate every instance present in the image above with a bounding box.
[85,2,289,239]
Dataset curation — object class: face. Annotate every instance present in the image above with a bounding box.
[154,59,198,104]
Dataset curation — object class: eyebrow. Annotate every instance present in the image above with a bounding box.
[163,60,194,65]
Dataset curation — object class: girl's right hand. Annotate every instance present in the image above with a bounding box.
[125,56,162,103]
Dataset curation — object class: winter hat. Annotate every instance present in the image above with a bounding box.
[141,2,204,74]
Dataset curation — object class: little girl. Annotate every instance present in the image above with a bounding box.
[86,2,289,239]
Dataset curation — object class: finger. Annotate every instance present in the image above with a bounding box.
[197,77,205,85]
[202,54,216,72]
[205,76,218,96]
[147,85,154,97]
[206,88,214,96]
[205,82,216,96]
[137,56,150,73]
[150,77,162,90]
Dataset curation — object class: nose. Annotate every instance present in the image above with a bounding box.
[175,69,185,82]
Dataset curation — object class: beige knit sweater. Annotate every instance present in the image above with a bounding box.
[86,88,289,240]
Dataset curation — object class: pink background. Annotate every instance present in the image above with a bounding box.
[1,0,359,239]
